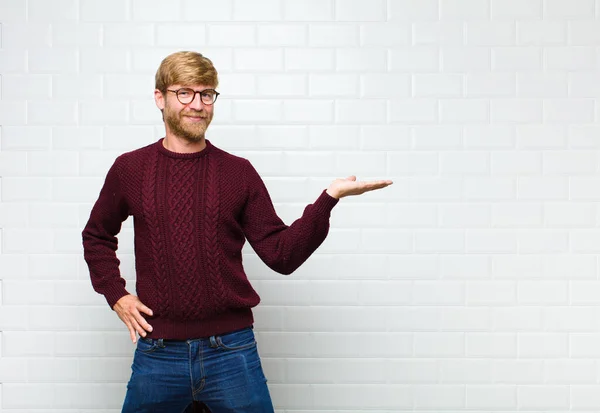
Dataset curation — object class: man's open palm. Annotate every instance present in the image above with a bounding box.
[326,176,393,199]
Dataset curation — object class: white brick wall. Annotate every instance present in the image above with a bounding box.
[1,0,600,411]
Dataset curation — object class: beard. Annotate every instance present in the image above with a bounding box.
[164,104,213,143]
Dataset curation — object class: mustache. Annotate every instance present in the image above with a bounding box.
[181,110,207,118]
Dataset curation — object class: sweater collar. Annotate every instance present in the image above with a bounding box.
[156,137,215,159]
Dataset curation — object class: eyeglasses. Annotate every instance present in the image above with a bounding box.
[166,88,220,105]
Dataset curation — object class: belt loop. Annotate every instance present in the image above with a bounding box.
[157,338,165,348]
[209,336,218,348]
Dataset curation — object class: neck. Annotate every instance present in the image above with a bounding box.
[163,133,207,153]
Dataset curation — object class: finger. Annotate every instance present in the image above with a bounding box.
[133,310,153,333]
[130,317,149,338]
[137,303,154,317]
[123,320,137,343]
[345,175,357,181]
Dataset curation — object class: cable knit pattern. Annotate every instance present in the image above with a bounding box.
[204,154,226,315]
[82,138,339,339]
[167,158,200,319]
[141,148,170,315]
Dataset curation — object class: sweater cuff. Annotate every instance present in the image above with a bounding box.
[103,284,130,310]
[313,189,340,215]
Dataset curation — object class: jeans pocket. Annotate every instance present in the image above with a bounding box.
[216,329,257,351]
[136,337,159,354]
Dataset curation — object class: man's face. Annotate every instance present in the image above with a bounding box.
[155,84,215,143]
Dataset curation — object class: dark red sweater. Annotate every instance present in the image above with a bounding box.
[82,138,338,339]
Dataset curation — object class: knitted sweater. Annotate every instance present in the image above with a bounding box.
[82,138,338,339]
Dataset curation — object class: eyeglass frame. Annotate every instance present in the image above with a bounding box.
[166,87,220,105]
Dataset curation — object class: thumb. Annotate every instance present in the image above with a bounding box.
[346,175,357,181]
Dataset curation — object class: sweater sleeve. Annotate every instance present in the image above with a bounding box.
[240,159,339,275]
[82,157,131,308]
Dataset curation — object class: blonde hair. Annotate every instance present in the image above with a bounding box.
[155,51,219,92]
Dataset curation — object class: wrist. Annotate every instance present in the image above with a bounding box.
[326,188,340,199]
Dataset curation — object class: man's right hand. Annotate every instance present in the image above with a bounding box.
[113,294,154,343]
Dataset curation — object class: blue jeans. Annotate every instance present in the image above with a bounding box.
[121,327,274,413]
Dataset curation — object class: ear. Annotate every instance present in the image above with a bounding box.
[154,89,165,110]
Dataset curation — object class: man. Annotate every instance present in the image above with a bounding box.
[82,51,392,412]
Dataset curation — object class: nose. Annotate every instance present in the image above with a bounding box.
[188,92,205,111]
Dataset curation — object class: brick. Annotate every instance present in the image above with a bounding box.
[53,74,103,99]
[464,178,515,200]
[0,0,26,21]
[79,101,129,125]
[414,74,463,97]
[517,72,568,97]
[518,177,568,200]
[283,100,333,123]
[309,24,358,47]
[492,0,543,19]
[389,0,439,21]
[440,204,491,227]
[80,49,130,73]
[28,152,79,177]
[467,230,517,253]
[390,99,438,123]
[336,49,387,72]
[442,47,491,72]
[52,23,102,46]
[361,23,411,46]
[491,152,542,175]
[1,23,51,48]
[440,152,489,175]
[28,101,77,125]
[103,24,155,46]
[466,73,516,97]
[234,49,283,71]
[464,125,515,149]
[440,99,489,123]
[492,203,543,227]
[410,178,462,201]
[493,47,542,70]
[80,0,128,21]
[1,126,51,150]
[361,125,410,150]
[182,0,232,20]
[517,125,567,149]
[233,100,282,123]
[311,74,359,97]
[0,50,27,72]
[335,0,386,21]
[415,231,465,253]
[257,74,306,97]
[517,21,566,46]
[335,99,386,124]
[467,22,516,46]
[260,24,307,46]
[390,47,439,72]
[441,0,490,20]
[414,22,464,45]
[388,152,439,176]
[132,0,181,21]
[285,48,335,71]
[208,24,256,46]
[545,0,595,18]
[232,0,281,20]
[569,21,600,45]
[491,99,543,123]
[545,47,595,70]
[156,24,207,47]
[283,0,334,21]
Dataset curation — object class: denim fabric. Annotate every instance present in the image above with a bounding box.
[121,327,274,413]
